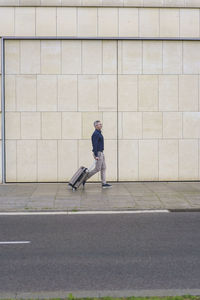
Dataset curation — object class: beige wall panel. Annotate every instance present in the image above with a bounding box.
[163,112,182,138]
[78,75,98,111]
[58,140,78,181]
[164,0,185,6]
[78,139,99,181]
[119,140,138,181]
[121,41,142,74]
[36,7,56,36]
[37,75,57,111]
[143,112,162,138]
[41,41,61,74]
[78,7,97,36]
[40,0,61,5]
[138,75,158,111]
[16,75,36,111]
[104,139,117,181]
[0,0,18,5]
[62,112,82,139]
[17,140,37,182]
[99,75,117,111]
[57,7,76,36]
[118,112,123,139]
[102,112,117,139]
[179,139,198,180]
[124,0,143,5]
[143,0,164,5]
[20,41,40,74]
[6,140,17,182]
[0,141,2,182]
[37,140,57,181]
[179,75,199,111]
[5,112,20,139]
[118,75,138,111]
[21,112,41,139]
[0,75,1,112]
[98,8,118,36]
[163,42,182,74]
[180,9,199,37]
[62,41,81,74]
[41,112,61,139]
[101,0,123,5]
[58,75,77,111]
[5,75,16,111]
[102,41,117,74]
[159,75,178,111]
[0,8,14,36]
[159,140,178,180]
[185,0,200,7]
[139,8,159,37]
[119,8,138,37]
[19,0,40,5]
[5,41,20,74]
[183,42,200,74]
[183,112,200,138]
[160,9,179,37]
[122,112,142,139]
[15,7,35,36]
[139,140,158,180]
[82,0,102,5]
[1,0,200,7]
[61,0,81,4]
[82,41,102,74]
[143,41,162,74]
[82,112,103,139]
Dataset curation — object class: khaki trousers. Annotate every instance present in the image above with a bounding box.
[86,151,106,184]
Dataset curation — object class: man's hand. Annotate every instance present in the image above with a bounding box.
[95,157,99,160]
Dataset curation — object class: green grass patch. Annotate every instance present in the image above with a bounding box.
[1,294,200,300]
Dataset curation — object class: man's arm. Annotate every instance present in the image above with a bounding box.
[92,133,98,157]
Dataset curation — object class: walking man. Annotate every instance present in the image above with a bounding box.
[83,120,112,188]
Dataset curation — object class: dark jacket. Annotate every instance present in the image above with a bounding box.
[91,129,104,157]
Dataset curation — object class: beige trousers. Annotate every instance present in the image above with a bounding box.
[86,151,106,184]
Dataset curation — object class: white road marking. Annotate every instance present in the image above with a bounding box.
[0,241,30,244]
[0,210,169,215]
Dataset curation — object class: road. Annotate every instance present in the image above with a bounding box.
[0,212,200,297]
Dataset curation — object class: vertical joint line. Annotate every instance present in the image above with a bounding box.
[117,40,119,182]
[1,37,5,183]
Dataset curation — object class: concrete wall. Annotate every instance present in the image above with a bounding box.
[1,0,200,182]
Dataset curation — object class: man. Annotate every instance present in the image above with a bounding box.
[83,120,112,188]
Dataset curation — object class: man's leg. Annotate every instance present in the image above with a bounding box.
[100,153,106,184]
[85,151,103,181]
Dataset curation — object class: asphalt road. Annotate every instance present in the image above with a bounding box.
[0,212,200,297]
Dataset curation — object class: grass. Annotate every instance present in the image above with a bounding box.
[1,295,200,300]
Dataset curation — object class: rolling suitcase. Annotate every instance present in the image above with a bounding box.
[68,160,96,190]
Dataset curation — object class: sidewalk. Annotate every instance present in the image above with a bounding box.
[0,181,200,212]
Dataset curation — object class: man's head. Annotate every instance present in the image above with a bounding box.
[94,120,102,131]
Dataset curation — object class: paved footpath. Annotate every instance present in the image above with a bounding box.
[0,181,200,211]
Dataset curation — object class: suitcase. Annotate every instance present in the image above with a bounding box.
[68,160,96,190]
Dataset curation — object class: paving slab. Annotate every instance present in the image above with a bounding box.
[0,182,200,211]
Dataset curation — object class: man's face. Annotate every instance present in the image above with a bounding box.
[96,122,102,130]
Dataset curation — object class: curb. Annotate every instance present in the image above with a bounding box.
[0,208,200,214]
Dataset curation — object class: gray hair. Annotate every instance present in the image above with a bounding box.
[93,120,101,127]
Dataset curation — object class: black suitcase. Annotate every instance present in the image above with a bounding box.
[68,160,96,190]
